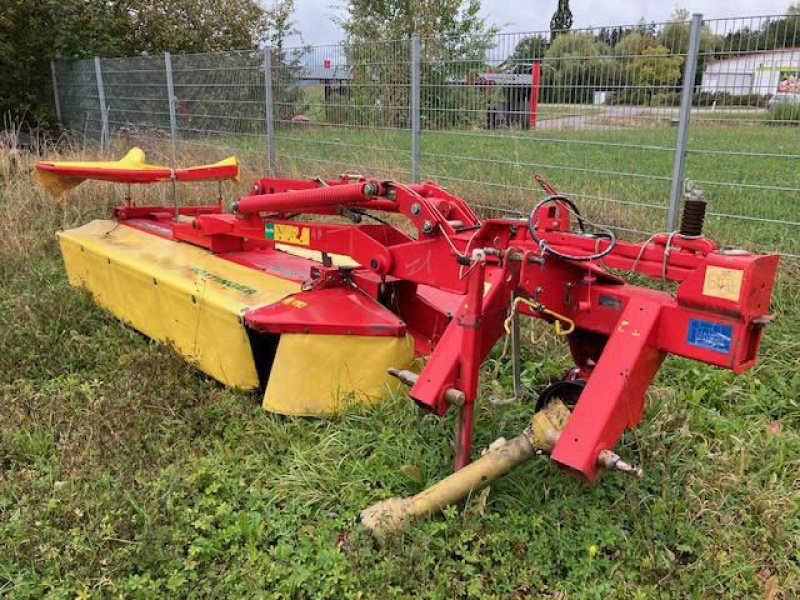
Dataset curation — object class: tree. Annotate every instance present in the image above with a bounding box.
[265,0,308,123]
[337,0,498,129]
[544,32,619,103]
[546,31,606,60]
[624,45,684,104]
[615,31,659,57]
[722,13,800,53]
[550,0,573,41]
[0,0,294,130]
[127,0,270,55]
[507,36,549,68]
[338,0,496,60]
[660,9,722,56]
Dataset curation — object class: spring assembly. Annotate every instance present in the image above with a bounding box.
[679,182,707,237]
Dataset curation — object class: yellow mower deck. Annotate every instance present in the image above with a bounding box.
[58,220,413,413]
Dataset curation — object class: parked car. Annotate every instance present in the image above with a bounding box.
[767,92,800,110]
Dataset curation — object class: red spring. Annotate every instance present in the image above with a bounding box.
[235,181,383,214]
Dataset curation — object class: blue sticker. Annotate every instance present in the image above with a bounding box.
[687,319,732,354]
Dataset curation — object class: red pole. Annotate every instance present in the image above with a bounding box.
[529,61,541,130]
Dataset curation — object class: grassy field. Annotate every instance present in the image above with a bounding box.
[1,129,798,599]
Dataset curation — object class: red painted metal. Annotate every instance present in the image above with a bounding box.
[246,286,406,337]
[102,175,780,480]
[529,62,541,130]
[236,181,386,214]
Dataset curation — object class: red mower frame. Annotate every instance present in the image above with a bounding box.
[112,174,778,481]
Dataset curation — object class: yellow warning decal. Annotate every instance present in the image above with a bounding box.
[703,266,743,301]
[274,224,310,246]
[282,297,308,309]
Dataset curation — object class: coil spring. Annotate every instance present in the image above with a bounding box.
[679,198,706,237]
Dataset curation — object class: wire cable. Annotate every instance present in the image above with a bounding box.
[527,194,616,262]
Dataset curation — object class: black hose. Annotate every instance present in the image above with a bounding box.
[528,195,616,262]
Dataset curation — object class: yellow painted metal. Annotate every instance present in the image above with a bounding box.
[275,244,359,268]
[58,220,299,389]
[263,333,415,416]
[361,400,571,533]
[35,147,239,197]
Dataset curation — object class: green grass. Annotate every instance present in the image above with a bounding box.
[1,136,799,598]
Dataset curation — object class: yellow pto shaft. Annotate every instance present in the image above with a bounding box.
[361,400,571,534]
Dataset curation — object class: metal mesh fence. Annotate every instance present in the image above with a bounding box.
[686,16,800,259]
[417,21,691,238]
[271,40,413,181]
[171,49,267,173]
[53,59,102,147]
[51,13,800,258]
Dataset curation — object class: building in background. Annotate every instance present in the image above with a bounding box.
[701,48,800,95]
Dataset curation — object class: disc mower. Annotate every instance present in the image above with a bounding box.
[37,149,779,532]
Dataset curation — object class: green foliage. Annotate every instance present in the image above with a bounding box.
[542,33,619,104]
[648,91,682,106]
[614,32,659,57]
[546,32,606,60]
[338,0,496,61]
[626,46,683,89]
[659,11,723,57]
[508,35,549,67]
[693,91,773,108]
[0,0,296,131]
[550,0,573,40]
[721,13,800,52]
[334,0,497,130]
[267,1,308,123]
[126,0,269,55]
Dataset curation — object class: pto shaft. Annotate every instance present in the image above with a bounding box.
[361,400,571,533]
[361,399,642,533]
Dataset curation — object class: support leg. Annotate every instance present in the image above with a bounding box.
[454,401,474,470]
[452,259,486,470]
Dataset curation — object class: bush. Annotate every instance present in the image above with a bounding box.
[650,91,681,106]
[605,88,652,106]
[693,91,772,108]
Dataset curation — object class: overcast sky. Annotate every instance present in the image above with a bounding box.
[290,0,793,45]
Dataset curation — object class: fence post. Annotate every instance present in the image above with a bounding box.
[410,34,421,183]
[667,13,703,231]
[93,56,109,152]
[164,52,179,163]
[263,47,276,177]
[50,60,62,127]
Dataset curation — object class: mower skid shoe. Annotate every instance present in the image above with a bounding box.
[262,333,415,416]
[57,219,299,389]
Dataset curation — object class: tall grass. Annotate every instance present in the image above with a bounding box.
[766,102,800,125]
